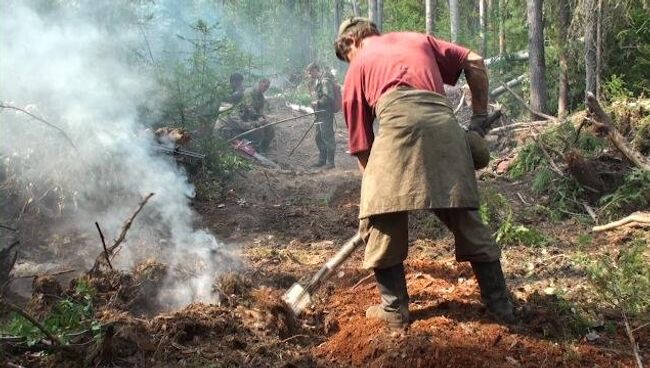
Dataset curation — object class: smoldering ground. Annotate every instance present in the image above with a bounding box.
[0,1,235,309]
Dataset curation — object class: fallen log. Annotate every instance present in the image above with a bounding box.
[485,51,529,67]
[500,83,557,121]
[489,120,556,134]
[592,211,650,232]
[489,74,526,99]
[585,92,650,171]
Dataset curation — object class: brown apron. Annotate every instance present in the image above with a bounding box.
[359,87,479,219]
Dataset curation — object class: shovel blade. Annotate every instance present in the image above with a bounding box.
[282,283,312,316]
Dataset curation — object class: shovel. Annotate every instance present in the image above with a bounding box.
[282,233,364,316]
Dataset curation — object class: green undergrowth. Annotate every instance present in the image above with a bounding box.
[190,136,252,200]
[578,234,650,317]
[1,279,102,346]
[479,187,551,248]
[598,168,650,221]
[507,119,650,221]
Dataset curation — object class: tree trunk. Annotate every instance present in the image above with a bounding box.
[498,0,506,55]
[368,0,377,25]
[426,0,437,35]
[596,0,603,100]
[527,0,548,117]
[351,0,360,17]
[377,0,383,31]
[479,0,487,56]
[584,0,598,99]
[334,0,341,36]
[558,0,569,117]
[449,0,460,42]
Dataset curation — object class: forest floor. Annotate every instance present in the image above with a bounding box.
[2,101,648,367]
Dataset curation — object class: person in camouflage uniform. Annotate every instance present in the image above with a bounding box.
[225,72,245,104]
[216,78,275,153]
[306,63,336,169]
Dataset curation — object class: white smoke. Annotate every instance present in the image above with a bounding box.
[0,1,227,309]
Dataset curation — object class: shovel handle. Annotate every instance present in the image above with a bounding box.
[305,233,364,293]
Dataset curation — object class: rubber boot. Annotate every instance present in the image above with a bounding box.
[324,150,335,169]
[312,150,326,168]
[366,263,410,329]
[471,260,516,324]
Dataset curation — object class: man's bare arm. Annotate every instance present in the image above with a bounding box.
[356,150,370,174]
[463,51,489,115]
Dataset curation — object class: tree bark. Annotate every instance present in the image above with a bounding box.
[351,0,360,17]
[558,0,570,117]
[449,0,460,42]
[368,0,378,25]
[334,0,341,36]
[377,0,383,31]
[527,0,548,118]
[595,0,603,100]
[426,0,437,35]
[479,0,487,56]
[584,0,598,98]
[498,0,506,55]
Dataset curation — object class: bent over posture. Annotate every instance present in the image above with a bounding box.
[334,17,515,329]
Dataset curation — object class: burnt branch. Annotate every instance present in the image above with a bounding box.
[108,192,155,255]
[91,193,154,273]
[0,104,78,151]
[95,222,112,270]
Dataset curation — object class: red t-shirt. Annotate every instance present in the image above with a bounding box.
[342,32,470,154]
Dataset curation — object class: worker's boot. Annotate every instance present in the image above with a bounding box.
[312,151,326,168]
[366,263,410,329]
[471,260,516,324]
[324,150,335,169]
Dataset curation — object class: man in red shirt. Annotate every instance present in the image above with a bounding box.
[334,17,514,328]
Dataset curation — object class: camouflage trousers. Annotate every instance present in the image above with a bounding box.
[314,111,335,157]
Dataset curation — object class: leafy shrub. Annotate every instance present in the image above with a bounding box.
[1,279,101,346]
[599,169,650,220]
[479,187,550,247]
[584,235,650,316]
[495,211,550,248]
[190,136,252,200]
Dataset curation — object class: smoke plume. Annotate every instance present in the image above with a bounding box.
[0,1,228,309]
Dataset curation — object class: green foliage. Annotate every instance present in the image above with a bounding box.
[479,187,550,247]
[602,74,634,100]
[155,20,249,129]
[1,280,101,346]
[508,123,606,221]
[190,136,252,200]
[606,5,650,96]
[599,168,650,220]
[508,142,546,179]
[584,235,650,315]
[531,167,553,194]
[495,211,550,248]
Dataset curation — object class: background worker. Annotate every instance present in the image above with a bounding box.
[306,62,337,169]
[334,17,514,329]
[225,72,245,105]
[238,78,274,153]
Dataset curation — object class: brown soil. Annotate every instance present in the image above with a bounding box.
[2,102,648,367]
